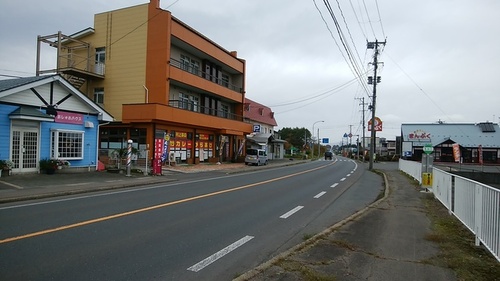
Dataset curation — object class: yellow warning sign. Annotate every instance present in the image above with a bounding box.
[422,173,433,186]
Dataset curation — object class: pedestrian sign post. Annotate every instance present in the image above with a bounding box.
[423,143,434,155]
[421,153,434,190]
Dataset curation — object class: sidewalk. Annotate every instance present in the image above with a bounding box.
[0,158,305,203]
[236,162,457,281]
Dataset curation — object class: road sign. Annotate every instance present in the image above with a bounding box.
[423,144,434,154]
[322,138,329,144]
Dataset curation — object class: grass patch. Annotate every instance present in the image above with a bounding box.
[303,233,315,241]
[276,259,337,281]
[422,194,500,281]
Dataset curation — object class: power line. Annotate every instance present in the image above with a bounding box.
[269,76,359,107]
[319,0,372,96]
[374,0,386,39]
[361,0,376,38]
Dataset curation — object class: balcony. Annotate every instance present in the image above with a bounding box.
[36,31,104,86]
[122,103,252,135]
[169,58,242,93]
[168,100,241,121]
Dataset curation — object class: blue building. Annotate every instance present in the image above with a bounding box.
[0,75,113,174]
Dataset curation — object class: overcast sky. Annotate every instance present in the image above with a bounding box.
[1,0,499,144]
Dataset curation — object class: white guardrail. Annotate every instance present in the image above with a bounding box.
[399,159,500,262]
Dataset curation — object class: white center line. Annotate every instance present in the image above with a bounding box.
[340,177,346,181]
[279,206,304,219]
[314,191,327,198]
[346,174,351,177]
[187,235,254,272]
[330,183,339,188]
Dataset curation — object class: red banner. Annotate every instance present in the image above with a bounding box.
[478,145,483,165]
[452,143,461,163]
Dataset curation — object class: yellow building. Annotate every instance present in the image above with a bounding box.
[36,0,252,166]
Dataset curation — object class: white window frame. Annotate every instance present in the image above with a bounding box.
[94,87,104,104]
[50,129,85,160]
[179,93,189,110]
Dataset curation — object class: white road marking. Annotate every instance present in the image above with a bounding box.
[340,177,346,181]
[66,183,91,186]
[187,235,254,272]
[330,183,339,188]
[314,191,327,198]
[280,206,304,219]
[347,174,351,177]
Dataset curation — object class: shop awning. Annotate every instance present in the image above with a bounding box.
[246,133,274,146]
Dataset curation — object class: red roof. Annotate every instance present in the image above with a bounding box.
[244,98,278,126]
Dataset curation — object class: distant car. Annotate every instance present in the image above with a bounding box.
[245,149,268,166]
[324,151,333,160]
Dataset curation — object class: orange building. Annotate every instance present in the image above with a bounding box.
[36,0,252,167]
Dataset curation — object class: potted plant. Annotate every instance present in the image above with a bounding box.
[0,159,13,177]
[39,158,57,174]
[55,159,71,169]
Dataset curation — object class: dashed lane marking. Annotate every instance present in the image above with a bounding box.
[187,235,254,272]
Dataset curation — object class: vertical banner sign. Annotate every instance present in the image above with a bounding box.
[161,133,170,162]
[452,143,461,163]
[478,145,483,165]
[154,132,164,175]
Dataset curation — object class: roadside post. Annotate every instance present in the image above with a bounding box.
[143,144,149,176]
[421,143,434,189]
[126,139,133,177]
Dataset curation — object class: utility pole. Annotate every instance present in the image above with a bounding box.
[367,40,386,170]
[356,97,367,162]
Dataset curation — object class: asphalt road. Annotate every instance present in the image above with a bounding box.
[0,157,383,280]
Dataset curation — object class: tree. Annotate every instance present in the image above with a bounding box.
[279,127,311,151]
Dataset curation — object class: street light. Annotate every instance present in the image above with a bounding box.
[312,120,324,158]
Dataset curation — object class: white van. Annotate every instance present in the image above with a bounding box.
[245,149,268,166]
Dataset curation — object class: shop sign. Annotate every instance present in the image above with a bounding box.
[408,129,431,140]
[55,111,83,125]
[368,117,382,131]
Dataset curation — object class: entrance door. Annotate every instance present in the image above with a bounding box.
[11,127,39,173]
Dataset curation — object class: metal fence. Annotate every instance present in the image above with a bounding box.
[399,159,500,262]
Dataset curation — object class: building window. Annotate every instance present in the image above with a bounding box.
[221,73,229,87]
[99,128,127,149]
[190,96,199,112]
[51,130,84,159]
[95,47,106,75]
[94,87,104,104]
[179,93,189,110]
[221,104,229,118]
[180,55,190,72]
[96,48,106,63]
[180,54,200,75]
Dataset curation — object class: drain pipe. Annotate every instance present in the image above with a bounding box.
[143,85,149,103]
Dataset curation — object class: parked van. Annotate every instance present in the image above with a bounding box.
[245,149,268,166]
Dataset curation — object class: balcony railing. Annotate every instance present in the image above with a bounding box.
[169,58,242,93]
[168,100,242,121]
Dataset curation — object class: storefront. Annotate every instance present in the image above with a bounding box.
[401,122,500,164]
[0,75,113,174]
